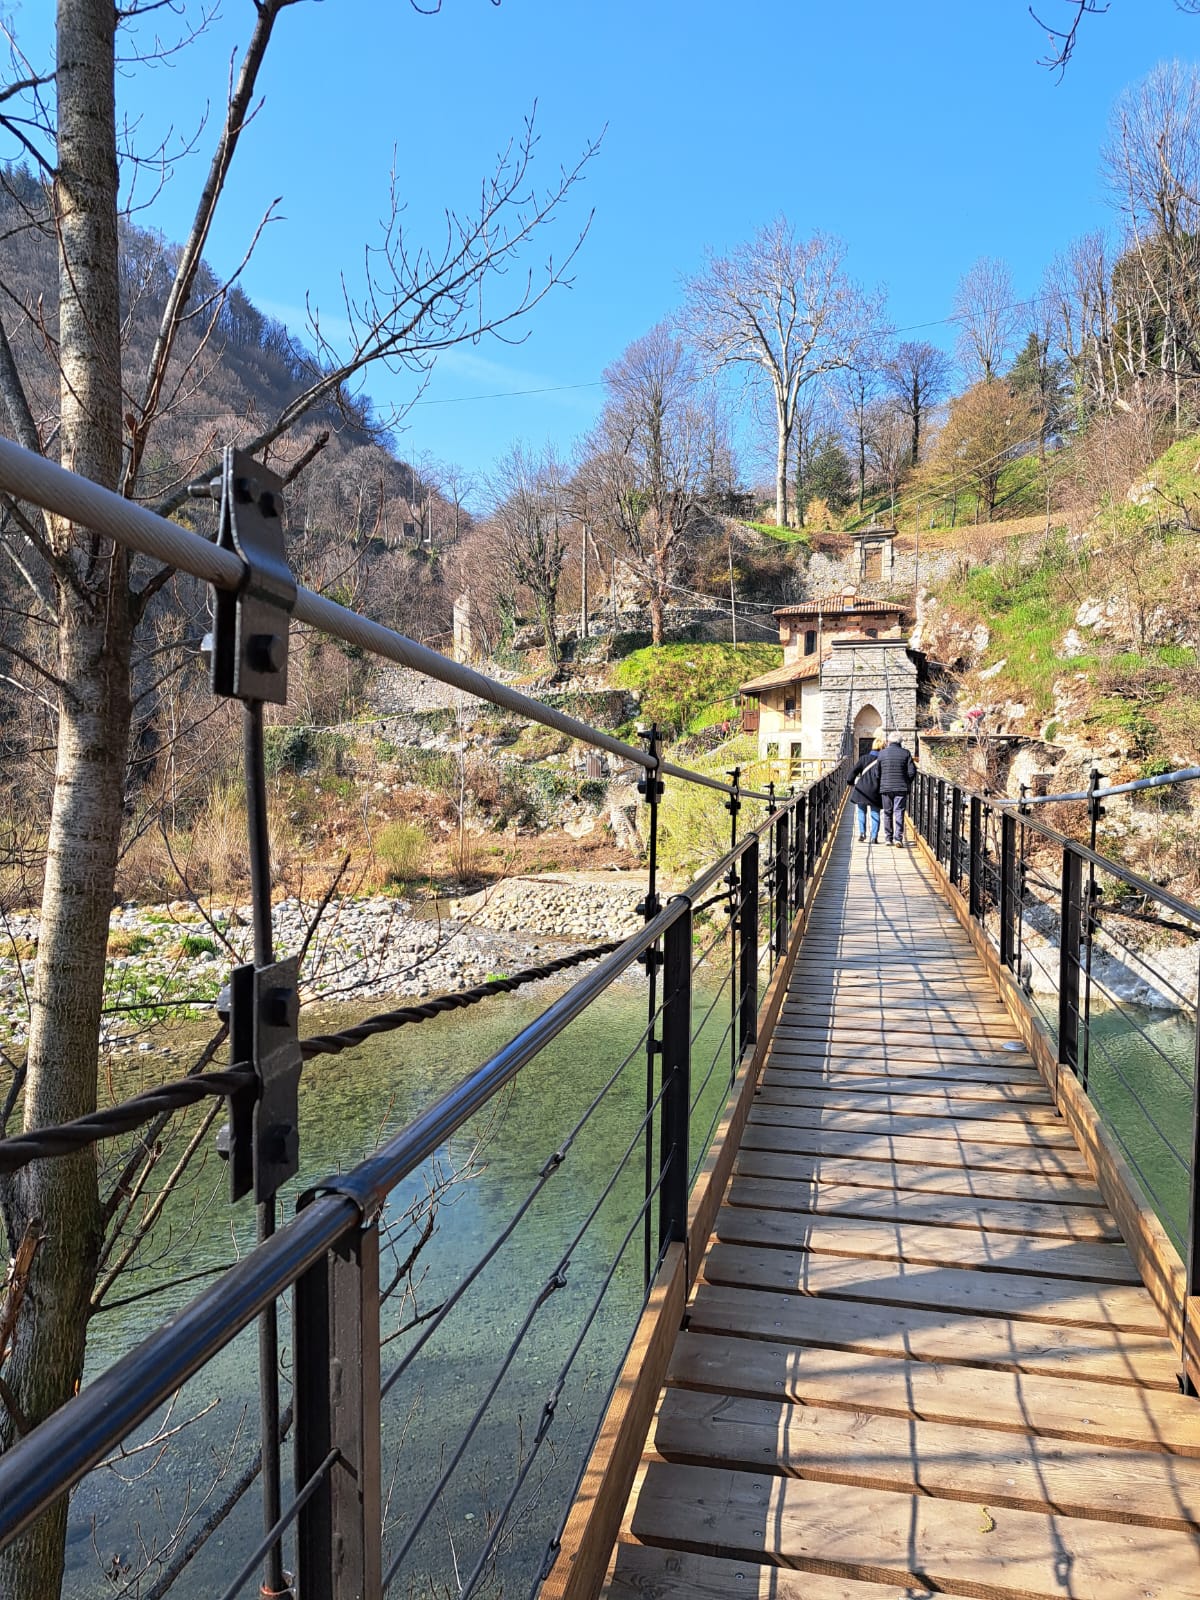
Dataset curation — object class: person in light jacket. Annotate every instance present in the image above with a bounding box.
[878,734,918,846]
[845,734,885,844]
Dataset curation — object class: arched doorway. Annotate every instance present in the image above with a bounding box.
[853,703,882,761]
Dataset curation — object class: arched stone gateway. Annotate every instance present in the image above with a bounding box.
[852,702,883,760]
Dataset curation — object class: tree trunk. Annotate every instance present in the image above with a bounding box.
[649,590,665,646]
[0,6,129,1596]
[775,415,790,529]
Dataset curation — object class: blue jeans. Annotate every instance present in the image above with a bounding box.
[855,803,879,842]
[882,791,908,843]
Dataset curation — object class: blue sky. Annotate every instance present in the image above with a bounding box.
[13,0,1200,494]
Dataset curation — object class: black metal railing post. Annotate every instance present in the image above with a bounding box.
[1080,768,1102,1092]
[294,1217,383,1600]
[774,807,790,963]
[950,786,963,888]
[637,727,664,1288]
[725,769,742,1087]
[1058,846,1083,1076]
[739,837,759,1056]
[658,908,693,1254]
[968,795,983,921]
[794,794,808,911]
[936,777,947,863]
[1000,809,1018,971]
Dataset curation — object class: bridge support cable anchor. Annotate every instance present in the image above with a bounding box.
[636,725,665,1290]
[201,447,300,1600]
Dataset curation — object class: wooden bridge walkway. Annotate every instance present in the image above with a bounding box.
[597,814,1200,1600]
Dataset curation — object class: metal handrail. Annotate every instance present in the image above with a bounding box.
[987,766,1200,807]
[0,778,843,1556]
[0,437,772,801]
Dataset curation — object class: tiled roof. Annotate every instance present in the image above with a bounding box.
[739,657,823,694]
[773,597,905,619]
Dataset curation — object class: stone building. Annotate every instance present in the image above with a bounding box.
[739,591,919,778]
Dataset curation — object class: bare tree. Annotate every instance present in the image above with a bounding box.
[1031,1,1200,73]
[583,323,702,644]
[1104,60,1200,423]
[836,363,883,514]
[884,340,953,468]
[952,257,1023,383]
[683,217,875,528]
[0,6,595,1597]
[487,444,569,661]
[863,398,909,518]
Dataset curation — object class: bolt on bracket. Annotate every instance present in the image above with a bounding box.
[219,957,303,1204]
[204,447,295,705]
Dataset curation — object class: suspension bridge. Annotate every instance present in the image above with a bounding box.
[0,438,1198,1599]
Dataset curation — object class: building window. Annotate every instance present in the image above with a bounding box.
[784,697,796,717]
[865,628,878,639]
[803,628,817,655]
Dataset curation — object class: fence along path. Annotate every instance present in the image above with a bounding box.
[600,812,1200,1600]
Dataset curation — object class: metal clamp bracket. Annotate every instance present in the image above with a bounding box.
[204,447,295,705]
[219,957,302,1203]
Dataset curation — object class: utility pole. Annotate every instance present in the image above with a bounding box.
[580,518,589,641]
[728,526,738,647]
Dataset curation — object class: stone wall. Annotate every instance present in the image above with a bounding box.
[819,642,917,758]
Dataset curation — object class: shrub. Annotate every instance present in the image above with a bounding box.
[375,820,429,885]
[176,931,219,958]
[107,929,152,957]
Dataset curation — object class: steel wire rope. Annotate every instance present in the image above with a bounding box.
[213,1448,338,1600]
[0,941,627,1175]
[688,965,735,1058]
[450,1166,673,1600]
[1072,971,1195,1093]
[690,915,733,978]
[1072,1019,1192,1174]
[1083,914,1200,1014]
[689,1007,740,1122]
[377,995,666,1390]
[379,1078,672,1586]
[1069,1030,1188,1249]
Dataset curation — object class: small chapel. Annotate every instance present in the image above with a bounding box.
[739,579,918,781]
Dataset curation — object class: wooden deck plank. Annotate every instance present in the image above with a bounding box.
[713,1201,1143,1283]
[669,1331,1200,1456]
[741,1118,1093,1178]
[764,1057,1048,1089]
[734,1145,1109,1208]
[605,1544,914,1600]
[751,1094,1073,1143]
[728,1170,1124,1241]
[759,1070,1054,1103]
[628,1463,1200,1599]
[688,1280,1180,1388]
[702,1239,1164,1333]
[756,1083,1061,1120]
[655,1386,1200,1529]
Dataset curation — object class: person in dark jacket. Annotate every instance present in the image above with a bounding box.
[878,734,918,846]
[846,734,885,844]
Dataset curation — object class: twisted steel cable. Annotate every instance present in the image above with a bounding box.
[298,940,623,1058]
[0,940,625,1175]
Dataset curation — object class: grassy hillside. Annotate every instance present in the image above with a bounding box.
[613,642,780,736]
[926,430,1200,769]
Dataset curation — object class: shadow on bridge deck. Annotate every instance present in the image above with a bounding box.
[596,811,1200,1600]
